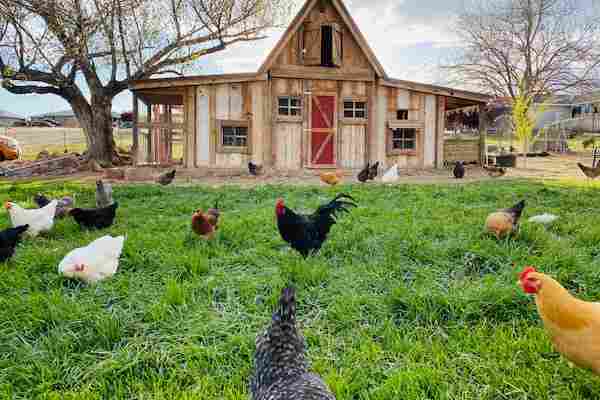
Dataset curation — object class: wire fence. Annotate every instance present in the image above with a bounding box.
[1,126,133,159]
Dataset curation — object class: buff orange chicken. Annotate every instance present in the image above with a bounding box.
[520,266,600,375]
[485,200,525,239]
[320,170,344,186]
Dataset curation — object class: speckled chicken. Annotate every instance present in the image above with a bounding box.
[251,287,336,400]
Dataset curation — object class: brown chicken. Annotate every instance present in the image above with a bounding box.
[485,200,525,239]
[320,170,344,186]
[483,165,506,178]
[191,201,220,240]
[520,266,600,375]
[577,163,600,180]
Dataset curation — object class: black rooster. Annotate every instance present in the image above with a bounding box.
[69,202,118,229]
[453,161,465,179]
[249,162,263,176]
[275,194,357,257]
[251,287,336,400]
[0,225,29,262]
[367,161,380,180]
[578,162,600,180]
[157,169,176,186]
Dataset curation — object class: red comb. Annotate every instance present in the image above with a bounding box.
[520,266,536,281]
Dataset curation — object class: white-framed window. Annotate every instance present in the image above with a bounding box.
[343,100,367,119]
[391,128,417,151]
[222,126,248,147]
[278,96,302,117]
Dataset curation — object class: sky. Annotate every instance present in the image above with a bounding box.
[0,0,468,117]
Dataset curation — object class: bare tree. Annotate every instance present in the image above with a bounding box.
[0,0,289,165]
[445,0,600,100]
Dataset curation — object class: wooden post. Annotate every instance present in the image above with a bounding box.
[435,96,446,169]
[146,103,152,163]
[479,103,488,165]
[132,93,139,166]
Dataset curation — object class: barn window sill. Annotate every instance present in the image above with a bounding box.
[218,146,250,155]
[387,150,418,156]
[341,118,368,125]
[276,116,303,123]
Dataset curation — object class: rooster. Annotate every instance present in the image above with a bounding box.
[275,194,357,257]
[251,287,336,400]
[5,200,57,237]
[191,200,220,240]
[320,171,344,186]
[96,180,113,208]
[157,169,176,186]
[34,193,74,219]
[69,202,118,230]
[59,235,125,284]
[249,162,263,176]
[357,163,371,183]
[485,200,526,239]
[520,266,600,375]
[483,165,506,178]
[453,161,465,179]
[577,162,600,180]
[0,225,29,262]
[368,161,380,180]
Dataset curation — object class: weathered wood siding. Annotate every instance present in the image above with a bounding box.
[196,86,210,166]
[272,78,304,170]
[271,1,374,77]
[339,81,367,168]
[275,123,303,170]
[424,94,437,167]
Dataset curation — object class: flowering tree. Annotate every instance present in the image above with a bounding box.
[0,0,288,165]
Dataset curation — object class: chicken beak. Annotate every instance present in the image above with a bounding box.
[4,202,11,210]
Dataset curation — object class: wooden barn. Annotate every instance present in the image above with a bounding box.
[129,0,491,173]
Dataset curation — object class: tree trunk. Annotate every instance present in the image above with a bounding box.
[522,137,528,168]
[71,95,115,166]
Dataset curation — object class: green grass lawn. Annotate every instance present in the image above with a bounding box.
[2,180,600,399]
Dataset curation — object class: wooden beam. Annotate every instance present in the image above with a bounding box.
[271,68,375,82]
[130,73,267,90]
[435,96,446,168]
[382,79,491,105]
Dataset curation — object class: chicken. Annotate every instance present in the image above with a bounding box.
[577,163,600,180]
[368,161,380,180]
[157,169,176,186]
[251,287,336,400]
[96,180,113,208]
[249,162,263,176]
[484,165,506,178]
[34,193,74,219]
[5,200,57,237]
[485,200,526,239]
[0,225,29,262]
[59,235,125,284]
[357,162,371,183]
[275,194,357,257]
[191,201,220,240]
[382,164,399,183]
[453,161,465,179]
[520,266,600,375]
[69,202,118,230]
[320,171,344,186]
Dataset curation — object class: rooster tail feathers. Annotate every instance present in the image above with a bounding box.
[277,286,296,323]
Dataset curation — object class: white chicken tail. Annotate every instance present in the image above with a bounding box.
[528,214,559,225]
[382,164,399,183]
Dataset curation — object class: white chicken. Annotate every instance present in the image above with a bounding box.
[5,200,58,237]
[58,235,125,284]
[382,164,399,183]
[528,213,559,226]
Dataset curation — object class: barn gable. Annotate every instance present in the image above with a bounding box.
[259,0,387,78]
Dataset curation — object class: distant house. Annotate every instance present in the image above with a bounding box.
[0,110,25,127]
[30,110,122,128]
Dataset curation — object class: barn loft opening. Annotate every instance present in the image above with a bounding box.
[321,25,334,67]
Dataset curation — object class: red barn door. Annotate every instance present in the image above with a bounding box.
[311,95,336,166]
